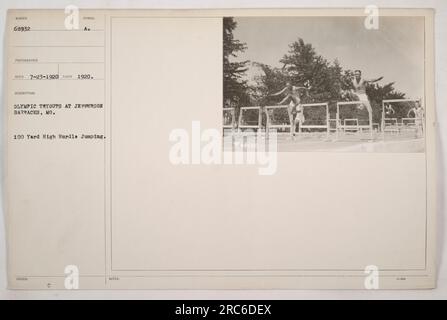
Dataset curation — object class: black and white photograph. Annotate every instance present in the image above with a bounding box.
[0,3,443,300]
[223,16,426,152]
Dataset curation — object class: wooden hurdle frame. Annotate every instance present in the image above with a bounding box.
[264,103,330,137]
[336,101,372,139]
[264,105,293,136]
[402,118,418,126]
[343,118,359,133]
[381,99,423,135]
[299,103,330,137]
[238,106,263,132]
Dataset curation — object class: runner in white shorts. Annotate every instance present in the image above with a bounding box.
[270,80,311,134]
[407,100,424,137]
[350,70,383,139]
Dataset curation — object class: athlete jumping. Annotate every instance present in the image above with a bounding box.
[270,80,312,135]
[349,70,383,139]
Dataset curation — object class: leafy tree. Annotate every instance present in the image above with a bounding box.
[252,37,407,125]
[251,62,287,106]
[223,17,250,112]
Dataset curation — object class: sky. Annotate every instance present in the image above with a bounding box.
[232,16,425,99]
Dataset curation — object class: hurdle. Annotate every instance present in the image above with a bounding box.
[238,106,263,132]
[401,117,423,136]
[383,118,399,134]
[336,101,372,135]
[264,105,293,136]
[381,99,423,136]
[402,118,417,126]
[299,103,330,137]
[343,119,359,133]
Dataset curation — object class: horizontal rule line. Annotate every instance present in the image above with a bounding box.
[24,29,105,32]
[12,45,104,48]
[12,78,105,81]
[14,62,104,64]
